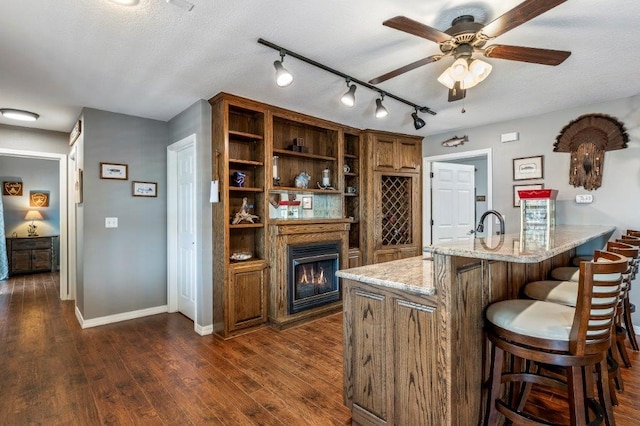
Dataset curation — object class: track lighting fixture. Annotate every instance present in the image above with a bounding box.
[273,50,293,87]
[411,108,426,130]
[340,81,357,107]
[257,38,436,128]
[0,108,39,122]
[375,95,388,119]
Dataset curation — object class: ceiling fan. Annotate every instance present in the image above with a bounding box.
[369,0,572,101]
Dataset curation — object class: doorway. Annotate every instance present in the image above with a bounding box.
[423,148,492,245]
[167,135,197,324]
[0,148,69,299]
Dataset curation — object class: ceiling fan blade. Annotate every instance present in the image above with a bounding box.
[383,16,451,44]
[484,44,571,65]
[369,55,442,84]
[481,0,568,39]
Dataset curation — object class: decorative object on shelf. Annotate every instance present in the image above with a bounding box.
[132,181,157,197]
[301,196,313,210]
[257,38,436,129]
[272,156,280,186]
[317,165,335,190]
[232,197,260,224]
[513,155,543,181]
[343,164,350,173]
[100,162,128,180]
[29,191,49,207]
[24,210,44,237]
[346,186,357,194]
[2,181,22,196]
[554,113,629,191]
[441,135,468,147]
[277,200,301,219]
[294,172,311,189]
[288,137,308,153]
[513,184,543,208]
[230,252,253,261]
[231,171,246,187]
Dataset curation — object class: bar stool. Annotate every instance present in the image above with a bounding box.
[616,236,640,351]
[484,250,628,426]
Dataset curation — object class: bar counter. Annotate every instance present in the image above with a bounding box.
[337,225,614,425]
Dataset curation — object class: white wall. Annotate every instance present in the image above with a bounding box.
[423,93,640,326]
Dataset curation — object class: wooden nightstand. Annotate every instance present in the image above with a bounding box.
[5,236,58,276]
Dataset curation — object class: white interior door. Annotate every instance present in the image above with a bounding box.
[431,162,475,243]
[176,143,196,320]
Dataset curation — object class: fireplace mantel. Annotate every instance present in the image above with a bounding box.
[268,221,349,329]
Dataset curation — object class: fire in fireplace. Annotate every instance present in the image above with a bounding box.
[288,241,340,314]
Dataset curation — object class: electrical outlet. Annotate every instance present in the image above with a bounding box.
[105,217,118,228]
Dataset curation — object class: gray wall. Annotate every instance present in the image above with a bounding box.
[1,157,60,237]
[423,93,640,326]
[0,124,69,155]
[78,108,168,320]
[167,99,213,328]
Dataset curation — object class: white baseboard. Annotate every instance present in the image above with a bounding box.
[75,305,168,329]
[195,323,213,336]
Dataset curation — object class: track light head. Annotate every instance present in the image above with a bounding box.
[375,95,388,119]
[412,110,426,130]
[340,83,357,107]
[273,51,293,87]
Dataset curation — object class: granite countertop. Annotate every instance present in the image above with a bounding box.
[336,255,436,296]
[424,225,615,263]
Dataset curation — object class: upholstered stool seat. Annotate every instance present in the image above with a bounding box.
[551,266,581,281]
[573,255,594,266]
[484,250,628,426]
[523,280,577,306]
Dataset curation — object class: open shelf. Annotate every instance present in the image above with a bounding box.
[229,130,263,141]
[229,158,263,167]
[230,223,264,229]
[229,186,263,192]
[270,187,341,194]
[272,148,336,162]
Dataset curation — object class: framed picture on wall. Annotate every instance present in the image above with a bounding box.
[100,162,128,180]
[513,155,544,181]
[513,184,543,207]
[132,181,157,197]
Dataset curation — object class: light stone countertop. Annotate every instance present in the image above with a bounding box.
[424,225,615,263]
[337,225,615,296]
[336,255,436,296]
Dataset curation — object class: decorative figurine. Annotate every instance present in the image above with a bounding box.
[232,171,246,187]
[232,197,260,224]
[294,172,311,189]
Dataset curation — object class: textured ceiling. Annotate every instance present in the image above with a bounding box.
[0,0,639,137]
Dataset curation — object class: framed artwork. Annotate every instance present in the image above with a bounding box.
[132,181,157,197]
[2,181,22,196]
[513,184,543,207]
[30,191,49,207]
[301,196,313,210]
[100,162,128,180]
[513,155,544,181]
[69,120,81,146]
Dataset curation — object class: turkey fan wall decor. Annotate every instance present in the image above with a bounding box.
[553,113,629,190]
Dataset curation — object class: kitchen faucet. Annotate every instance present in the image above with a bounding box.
[476,210,505,235]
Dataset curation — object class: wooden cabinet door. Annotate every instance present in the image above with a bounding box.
[348,248,362,268]
[31,249,52,271]
[373,249,398,264]
[11,251,31,274]
[397,247,420,259]
[228,262,268,332]
[396,137,421,173]
[372,134,396,172]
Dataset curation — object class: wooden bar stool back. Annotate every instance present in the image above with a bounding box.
[484,250,628,426]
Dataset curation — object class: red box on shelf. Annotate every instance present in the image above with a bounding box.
[517,189,558,200]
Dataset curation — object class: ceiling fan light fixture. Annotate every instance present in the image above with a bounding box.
[274,60,293,87]
[340,83,357,107]
[375,97,388,119]
[450,58,469,81]
[437,69,456,89]
[0,108,39,122]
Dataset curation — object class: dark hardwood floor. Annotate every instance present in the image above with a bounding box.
[1,272,639,425]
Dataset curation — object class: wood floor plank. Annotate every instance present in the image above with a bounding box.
[2,272,640,425]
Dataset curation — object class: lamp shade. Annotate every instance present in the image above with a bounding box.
[412,112,426,130]
[375,98,388,118]
[24,210,43,221]
[340,84,357,107]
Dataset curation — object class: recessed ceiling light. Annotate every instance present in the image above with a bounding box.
[0,109,40,122]
[108,0,140,5]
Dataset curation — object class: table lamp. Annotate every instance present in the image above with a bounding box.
[24,210,43,237]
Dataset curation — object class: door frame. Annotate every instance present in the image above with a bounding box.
[167,134,197,326]
[423,148,492,245]
[0,148,70,300]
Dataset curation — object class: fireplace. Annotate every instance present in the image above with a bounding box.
[288,241,340,314]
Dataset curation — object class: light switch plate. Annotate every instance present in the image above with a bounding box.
[105,217,118,228]
[575,194,593,204]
